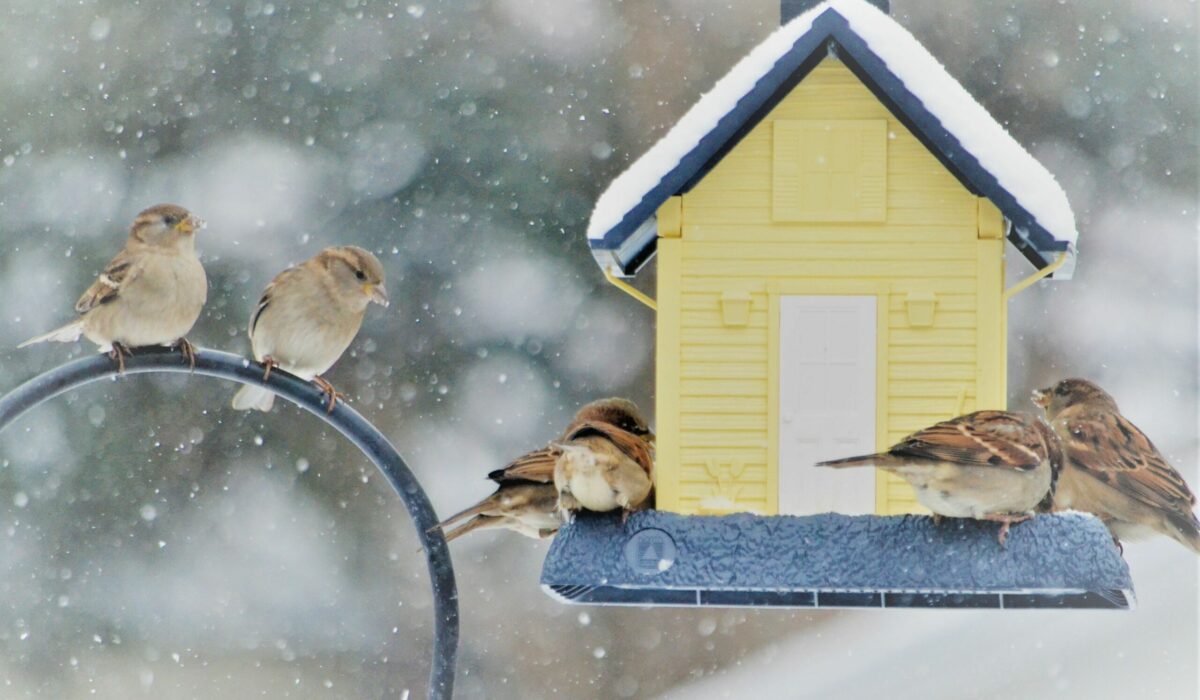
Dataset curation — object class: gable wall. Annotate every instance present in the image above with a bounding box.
[654,58,1006,515]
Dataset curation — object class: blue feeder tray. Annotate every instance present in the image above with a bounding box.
[541,511,1133,610]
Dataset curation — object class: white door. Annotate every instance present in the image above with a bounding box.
[778,296,877,516]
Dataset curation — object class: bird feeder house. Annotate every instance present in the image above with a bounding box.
[542,0,1132,609]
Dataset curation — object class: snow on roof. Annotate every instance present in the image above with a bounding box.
[587,4,826,243]
[587,0,1079,274]
[836,0,1076,242]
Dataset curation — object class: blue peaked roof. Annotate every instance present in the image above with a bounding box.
[588,3,1078,277]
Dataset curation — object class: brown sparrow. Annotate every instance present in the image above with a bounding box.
[435,398,656,541]
[552,398,655,521]
[1033,378,1200,553]
[818,410,1063,545]
[231,246,388,413]
[19,204,207,370]
[435,469,562,542]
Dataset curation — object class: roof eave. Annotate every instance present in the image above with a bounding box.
[586,10,843,269]
[587,6,1078,279]
[1009,222,1076,280]
[591,216,659,277]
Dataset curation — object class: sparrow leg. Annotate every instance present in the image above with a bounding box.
[174,337,197,370]
[1112,534,1125,555]
[312,376,345,413]
[982,513,1033,547]
[616,492,643,525]
[260,356,279,382]
[557,492,581,524]
[108,342,131,374]
[930,513,944,527]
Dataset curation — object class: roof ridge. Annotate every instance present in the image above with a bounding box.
[587,0,1078,278]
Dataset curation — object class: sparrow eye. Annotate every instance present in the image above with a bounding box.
[354,269,367,281]
[1055,385,1069,396]
[163,215,179,226]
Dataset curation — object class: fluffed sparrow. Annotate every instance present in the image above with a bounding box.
[552,398,655,521]
[231,246,388,413]
[1033,378,1200,553]
[19,204,207,370]
[435,398,656,541]
[818,410,1062,545]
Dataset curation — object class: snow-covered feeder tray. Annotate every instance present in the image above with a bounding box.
[541,511,1133,610]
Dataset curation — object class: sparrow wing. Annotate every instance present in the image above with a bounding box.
[249,265,305,338]
[1062,413,1197,513]
[565,421,655,476]
[890,410,1049,471]
[487,447,559,484]
[74,250,140,314]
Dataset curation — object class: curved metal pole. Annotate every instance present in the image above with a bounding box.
[0,346,458,699]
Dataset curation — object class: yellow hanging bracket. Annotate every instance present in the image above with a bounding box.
[1003,252,1069,302]
[604,267,657,311]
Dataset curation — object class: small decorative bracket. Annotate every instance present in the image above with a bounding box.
[720,290,752,327]
[904,290,937,327]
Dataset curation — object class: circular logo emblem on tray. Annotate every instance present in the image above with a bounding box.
[625,528,677,575]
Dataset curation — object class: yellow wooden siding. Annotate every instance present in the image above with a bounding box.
[689,60,975,233]
[975,237,1007,410]
[772,119,887,222]
[673,246,980,516]
[655,57,1007,516]
[655,238,684,513]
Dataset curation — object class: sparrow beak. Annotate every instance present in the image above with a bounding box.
[365,283,390,307]
[1031,389,1050,408]
[176,216,204,234]
[644,430,656,445]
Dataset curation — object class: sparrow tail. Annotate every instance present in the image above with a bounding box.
[1166,510,1200,555]
[231,385,276,412]
[815,453,897,469]
[18,320,85,348]
[441,514,507,543]
[432,496,500,534]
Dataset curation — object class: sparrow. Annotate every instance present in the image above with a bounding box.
[433,398,656,542]
[1033,378,1200,553]
[817,410,1063,545]
[19,204,207,370]
[553,398,655,520]
[230,246,388,413]
[434,475,561,543]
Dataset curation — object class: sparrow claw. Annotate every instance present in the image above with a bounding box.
[260,356,279,382]
[556,491,581,525]
[312,376,345,413]
[983,513,1033,548]
[174,337,197,370]
[108,342,131,374]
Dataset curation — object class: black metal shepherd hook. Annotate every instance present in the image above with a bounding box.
[0,346,458,699]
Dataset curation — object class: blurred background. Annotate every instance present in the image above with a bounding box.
[0,0,1195,697]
